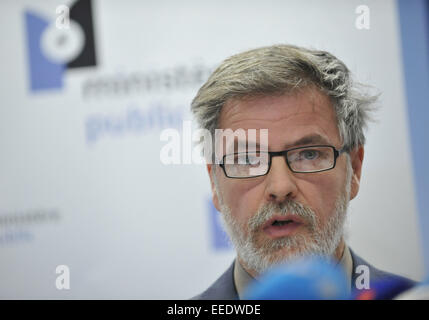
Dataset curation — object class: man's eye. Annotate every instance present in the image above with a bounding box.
[300,150,319,160]
[245,155,258,164]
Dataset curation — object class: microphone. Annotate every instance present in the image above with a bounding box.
[243,256,349,300]
[352,276,416,300]
[395,278,429,300]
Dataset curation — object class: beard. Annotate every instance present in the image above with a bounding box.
[213,161,352,275]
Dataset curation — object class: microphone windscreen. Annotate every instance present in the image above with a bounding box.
[243,256,349,300]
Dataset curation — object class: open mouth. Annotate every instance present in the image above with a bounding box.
[271,219,294,226]
[262,216,303,238]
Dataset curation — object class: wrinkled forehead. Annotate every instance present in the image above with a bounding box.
[215,89,341,153]
[218,87,335,125]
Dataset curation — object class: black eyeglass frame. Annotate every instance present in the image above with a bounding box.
[218,145,346,179]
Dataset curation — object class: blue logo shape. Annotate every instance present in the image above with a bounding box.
[24,11,65,91]
[207,198,232,250]
[23,0,96,92]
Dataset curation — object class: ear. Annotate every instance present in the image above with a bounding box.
[349,146,364,200]
[207,164,221,211]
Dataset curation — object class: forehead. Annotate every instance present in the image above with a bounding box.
[218,88,341,149]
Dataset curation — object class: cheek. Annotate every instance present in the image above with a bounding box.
[298,174,344,222]
[221,179,264,225]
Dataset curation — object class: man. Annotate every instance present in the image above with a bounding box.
[190,44,414,299]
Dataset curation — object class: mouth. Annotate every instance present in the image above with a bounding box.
[272,220,294,226]
[262,215,304,238]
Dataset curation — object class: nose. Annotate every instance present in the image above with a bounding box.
[264,155,298,203]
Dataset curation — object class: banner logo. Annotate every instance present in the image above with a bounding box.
[24,0,97,92]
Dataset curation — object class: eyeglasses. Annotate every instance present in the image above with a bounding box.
[218,145,345,179]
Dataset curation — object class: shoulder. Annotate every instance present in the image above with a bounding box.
[349,248,417,298]
[191,261,238,300]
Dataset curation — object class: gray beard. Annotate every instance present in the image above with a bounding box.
[214,161,352,275]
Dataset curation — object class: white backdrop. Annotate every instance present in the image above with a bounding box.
[0,0,424,299]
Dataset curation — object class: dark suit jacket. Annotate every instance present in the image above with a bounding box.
[192,248,416,300]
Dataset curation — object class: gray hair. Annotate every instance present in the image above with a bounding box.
[191,44,378,152]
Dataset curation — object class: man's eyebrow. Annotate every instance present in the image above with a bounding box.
[233,134,331,149]
[289,134,331,147]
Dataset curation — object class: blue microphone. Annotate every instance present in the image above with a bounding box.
[243,256,349,300]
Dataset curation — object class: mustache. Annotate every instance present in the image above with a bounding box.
[248,199,317,232]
